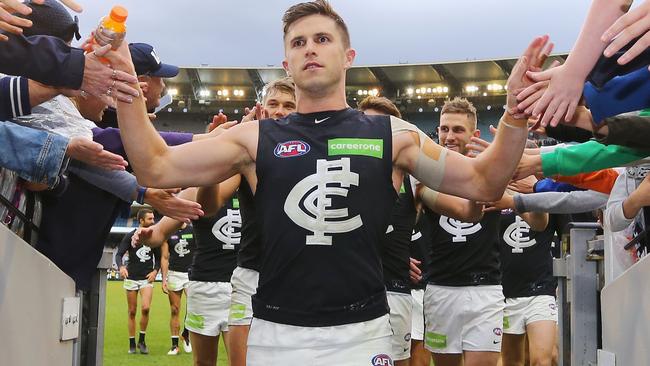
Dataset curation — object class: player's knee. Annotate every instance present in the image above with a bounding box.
[127,309,137,318]
[141,306,150,316]
[529,354,552,366]
[170,305,180,317]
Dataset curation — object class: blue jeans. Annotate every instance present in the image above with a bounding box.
[0,121,68,187]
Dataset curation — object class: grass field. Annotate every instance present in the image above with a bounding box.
[104,280,229,366]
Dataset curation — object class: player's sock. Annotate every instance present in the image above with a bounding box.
[138,331,146,344]
[129,337,136,348]
[171,336,179,347]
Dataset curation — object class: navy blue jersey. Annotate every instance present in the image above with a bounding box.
[499,211,557,298]
[189,195,240,282]
[253,108,396,326]
[116,229,160,281]
[426,210,501,286]
[410,211,433,290]
[167,225,195,273]
[237,177,260,271]
[382,175,417,293]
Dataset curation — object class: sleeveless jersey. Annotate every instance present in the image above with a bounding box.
[237,176,260,271]
[253,108,396,327]
[167,225,195,273]
[410,210,433,290]
[382,175,417,293]
[425,210,501,286]
[188,195,240,282]
[499,211,557,298]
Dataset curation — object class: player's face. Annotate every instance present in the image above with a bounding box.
[139,213,155,228]
[77,94,108,122]
[143,76,165,110]
[263,90,296,119]
[438,113,479,156]
[282,14,354,95]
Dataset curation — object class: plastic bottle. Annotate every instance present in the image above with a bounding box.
[86,6,128,51]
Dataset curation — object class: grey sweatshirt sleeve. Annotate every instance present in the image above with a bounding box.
[605,173,639,232]
[67,161,138,203]
[513,190,609,214]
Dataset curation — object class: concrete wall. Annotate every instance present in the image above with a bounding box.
[0,224,76,366]
[601,254,650,366]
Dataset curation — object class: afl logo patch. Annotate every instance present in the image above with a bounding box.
[371,354,393,366]
[274,140,310,158]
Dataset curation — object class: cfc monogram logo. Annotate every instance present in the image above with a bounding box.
[439,215,482,242]
[503,216,537,253]
[284,158,362,245]
[212,209,242,250]
[174,239,190,257]
[135,246,151,262]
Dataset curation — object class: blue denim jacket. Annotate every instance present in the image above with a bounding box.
[0,121,68,187]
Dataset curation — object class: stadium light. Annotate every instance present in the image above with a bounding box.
[406,88,414,95]
[168,88,178,96]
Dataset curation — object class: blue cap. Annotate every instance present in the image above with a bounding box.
[129,43,179,78]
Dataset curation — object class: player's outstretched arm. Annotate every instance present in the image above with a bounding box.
[417,185,483,223]
[105,42,255,189]
[196,175,242,217]
[394,38,548,201]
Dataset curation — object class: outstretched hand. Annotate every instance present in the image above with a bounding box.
[66,137,128,170]
[241,102,269,123]
[602,0,650,67]
[131,227,153,248]
[506,35,554,119]
[143,188,204,223]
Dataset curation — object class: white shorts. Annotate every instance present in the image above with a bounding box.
[123,279,153,291]
[503,295,558,335]
[411,289,425,341]
[247,314,393,366]
[423,284,505,354]
[228,266,259,326]
[166,270,190,292]
[185,281,232,337]
[387,291,413,360]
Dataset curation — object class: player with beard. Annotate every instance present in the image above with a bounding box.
[359,96,484,364]
[422,98,505,366]
[115,208,160,354]
[107,1,542,362]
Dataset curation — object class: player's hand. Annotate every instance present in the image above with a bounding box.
[143,188,204,223]
[162,279,169,294]
[507,175,538,194]
[409,257,422,283]
[81,44,139,104]
[146,270,157,283]
[481,191,514,212]
[119,266,128,279]
[602,0,650,67]
[0,1,33,40]
[66,137,128,170]
[506,35,554,119]
[466,136,491,158]
[526,64,584,127]
[132,227,153,247]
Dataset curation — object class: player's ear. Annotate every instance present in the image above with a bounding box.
[282,59,291,76]
[344,48,356,70]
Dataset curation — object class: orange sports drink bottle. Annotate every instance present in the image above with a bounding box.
[84,6,128,61]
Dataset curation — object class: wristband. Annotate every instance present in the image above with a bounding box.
[137,186,147,204]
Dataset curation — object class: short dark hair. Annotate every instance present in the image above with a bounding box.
[282,0,351,48]
[137,208,153,222]
[357,96,402,119]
